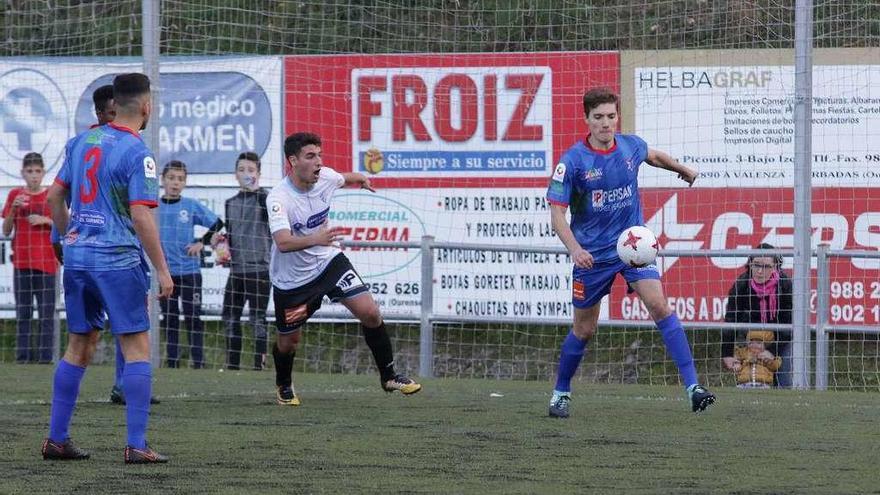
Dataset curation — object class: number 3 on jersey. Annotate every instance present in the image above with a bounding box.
[80,147,102,204]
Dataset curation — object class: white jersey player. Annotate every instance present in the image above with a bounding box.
[266,132,422,406]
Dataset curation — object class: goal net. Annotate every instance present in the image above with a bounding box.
[1,1,878,390]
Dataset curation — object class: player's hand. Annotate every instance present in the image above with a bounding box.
[186,242,204,256]
[678,166,697,187]
[157,270,174,299]
[571,248,593,269]
[11,195,29,210]
[360,177,376,193]
[732,362,742,372]
[722,356,738,370]
[314,225,346,246]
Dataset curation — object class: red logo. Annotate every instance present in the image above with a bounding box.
[623,231,641,250]
[572,280,585,300]
[284,305,308,324]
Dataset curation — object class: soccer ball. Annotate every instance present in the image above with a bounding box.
[616,226,659,267]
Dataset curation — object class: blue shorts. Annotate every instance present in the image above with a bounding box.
[63,264,150,334]
[572,258,660,309]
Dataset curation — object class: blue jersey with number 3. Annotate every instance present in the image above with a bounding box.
[546,134,649,263]
[54,123,159,271]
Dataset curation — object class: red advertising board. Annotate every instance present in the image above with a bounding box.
[285,52,619,188]
[611,188,880,325]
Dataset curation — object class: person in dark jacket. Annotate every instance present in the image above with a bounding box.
[217,151,272,370]
[723,243,793,388]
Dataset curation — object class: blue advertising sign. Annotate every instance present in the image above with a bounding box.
[76,72,272,174]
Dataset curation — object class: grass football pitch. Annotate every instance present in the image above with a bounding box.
[1,363,878,494]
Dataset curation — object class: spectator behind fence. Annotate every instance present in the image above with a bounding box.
[216,151,272,370]
[733,330,781,389]
[2,152,58,363]
[723,243,793,388]
[158,160,223,369]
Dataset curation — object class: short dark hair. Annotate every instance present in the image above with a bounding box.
[162,160,187,177]
[749,242,783,268]
[236,151,261,172]
[582,87,619,115]
[112,73,151,109]
[93,84,114,112]
[22,152,44,168]
[284,132,321,158]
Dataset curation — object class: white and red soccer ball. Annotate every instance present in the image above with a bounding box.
[616,226,659,267]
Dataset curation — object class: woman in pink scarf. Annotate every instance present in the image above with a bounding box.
[722,243,793,388]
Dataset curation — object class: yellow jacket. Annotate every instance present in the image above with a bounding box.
[734,346,781,386]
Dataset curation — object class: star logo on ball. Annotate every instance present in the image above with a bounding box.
[623,231,641,250]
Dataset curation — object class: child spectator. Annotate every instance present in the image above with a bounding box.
[158,160,223,368]
[2,152,57,363]
[217,151,271,370]
[732,330,781,389]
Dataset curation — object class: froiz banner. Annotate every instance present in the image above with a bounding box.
[352,66,553,178]
[0,57,282,186]
[284,52,620,188]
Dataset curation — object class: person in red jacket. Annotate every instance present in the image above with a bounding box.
[2,152,58,363]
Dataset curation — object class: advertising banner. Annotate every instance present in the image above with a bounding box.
[610,188,880,325]
[285,52,619,188]
[0,57,282,186]
[632,64,880,188]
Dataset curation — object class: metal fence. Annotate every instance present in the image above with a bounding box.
[7,239,876,390]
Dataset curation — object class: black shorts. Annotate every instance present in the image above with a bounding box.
[273,253,369,334]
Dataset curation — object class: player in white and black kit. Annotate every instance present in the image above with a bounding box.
[267,132,421,405]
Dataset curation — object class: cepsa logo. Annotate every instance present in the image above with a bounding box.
[328,193,426,277]
[352,67,553,178]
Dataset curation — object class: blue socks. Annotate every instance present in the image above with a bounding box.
[48,360,86,443]
[122,361,152,449]
[553,330,588,393]
[114,339,125,388]
[656,313,698,388]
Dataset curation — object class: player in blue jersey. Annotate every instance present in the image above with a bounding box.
[546,87,715,418]
[158,160,223,368]
[42,73,173,463]
[51,85,159,406]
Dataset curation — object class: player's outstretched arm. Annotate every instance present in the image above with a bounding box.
[46,183,70,237]
[131,204,174,299]
[272,224,345,253]
[342,172,375,192]
[646,148,697,186]
[550,204,593,269]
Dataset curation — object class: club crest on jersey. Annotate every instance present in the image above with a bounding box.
[178,210,190,223]
[583,168,603,181]
[552,162,566,182]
